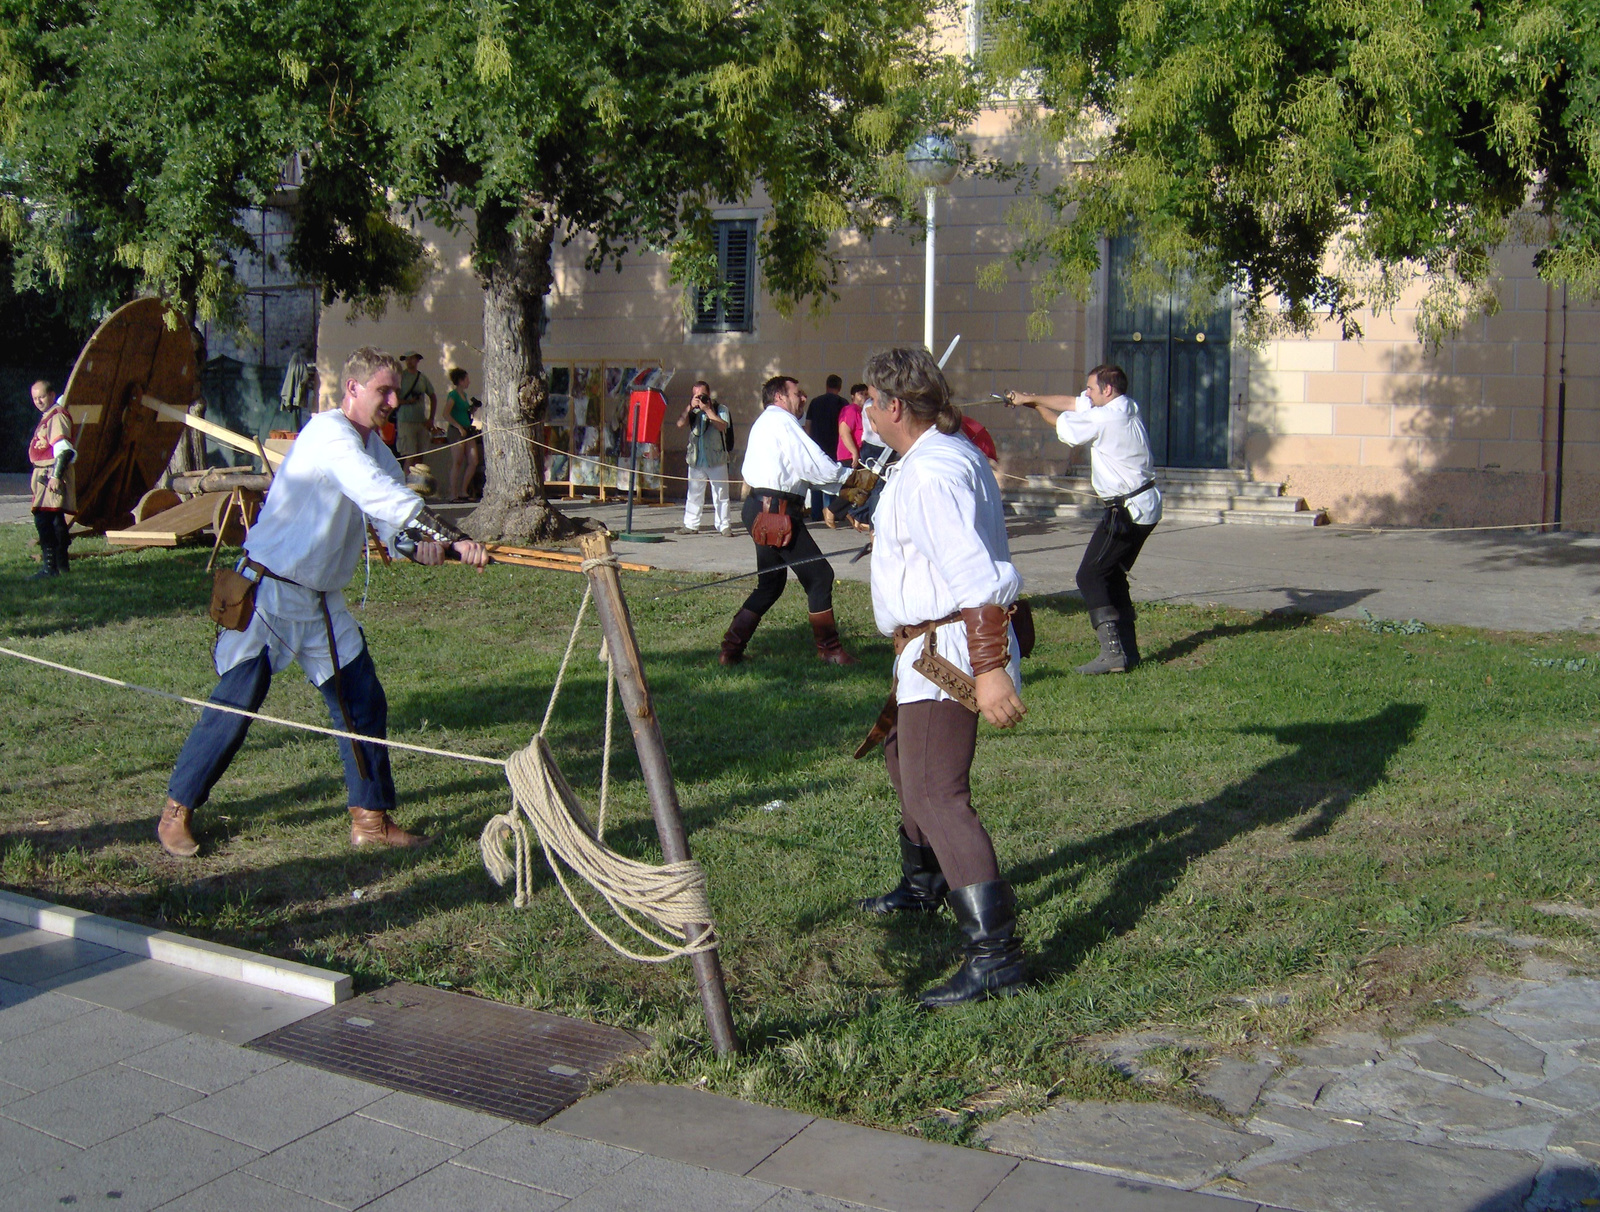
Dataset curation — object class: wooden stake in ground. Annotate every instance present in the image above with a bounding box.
[578,530,739,1056]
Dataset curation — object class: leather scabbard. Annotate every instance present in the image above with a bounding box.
[853,687,899,759]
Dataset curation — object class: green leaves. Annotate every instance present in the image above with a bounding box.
[988,0,1600,343]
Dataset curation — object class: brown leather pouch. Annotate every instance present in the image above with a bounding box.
[1011,599,1035,659]
[751,498,794,548]
[209,567,257,631]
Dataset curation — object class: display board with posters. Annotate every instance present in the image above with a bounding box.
[542,361,674,501]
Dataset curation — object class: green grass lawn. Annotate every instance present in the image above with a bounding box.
[2,522,1598,1140]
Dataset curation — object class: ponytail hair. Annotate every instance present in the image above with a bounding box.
[862,347,961,434]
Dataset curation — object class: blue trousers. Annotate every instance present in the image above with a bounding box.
[167,646,396,811]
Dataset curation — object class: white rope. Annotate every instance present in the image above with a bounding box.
[1,584,717,964]
[0,644,504,765]
[478,553,717,961]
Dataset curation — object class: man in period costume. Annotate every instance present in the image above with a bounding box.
[156,348,488,858]
[859,346,1030,1007]
[1008,364,1162,672]
[719,375,856,666]
[26,380,75,578]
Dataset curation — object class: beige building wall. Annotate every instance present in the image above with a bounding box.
[318,108,1600,530]
[1248,247,1600,529]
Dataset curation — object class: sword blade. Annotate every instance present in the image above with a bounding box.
[652,541,872,600]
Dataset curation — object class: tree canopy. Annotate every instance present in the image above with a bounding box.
[1,0,971,539]
[987,0,1600,342]
[0,0,422,327]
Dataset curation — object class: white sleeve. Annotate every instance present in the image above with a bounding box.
[315,426,425,531]
[791,430,850,490]
[904,470,1013,609]
[1055,407,1102,449]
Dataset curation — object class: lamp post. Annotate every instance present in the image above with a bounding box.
[905,132,960,353]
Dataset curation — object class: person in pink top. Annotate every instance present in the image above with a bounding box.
[837,388,866,465]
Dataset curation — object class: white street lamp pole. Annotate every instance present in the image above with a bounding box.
[923,186,937,353]
[905,132,960,354]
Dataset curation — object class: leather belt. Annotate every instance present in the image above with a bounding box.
[1102,479,1156,506]
[891,609,963,656]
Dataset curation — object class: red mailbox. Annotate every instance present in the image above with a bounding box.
[627,389,667,444]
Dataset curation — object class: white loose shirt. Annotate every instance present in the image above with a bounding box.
[871,428,1023,705]
[1054,395,1163,525]
[214,410,424,683]
[740,405,851,495]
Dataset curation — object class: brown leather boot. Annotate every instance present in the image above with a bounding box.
[157,799,200,858]
[810,609,857,665]
[718,608,761,666]
[348,807,429,848]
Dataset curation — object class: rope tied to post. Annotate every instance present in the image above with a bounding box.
[479,553,718,962]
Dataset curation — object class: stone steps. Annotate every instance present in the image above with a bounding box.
[1004,469,1328,527]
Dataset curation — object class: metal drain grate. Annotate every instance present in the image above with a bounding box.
[249,982,650,1124]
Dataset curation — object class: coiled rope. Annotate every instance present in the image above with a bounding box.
[480,556,716,962]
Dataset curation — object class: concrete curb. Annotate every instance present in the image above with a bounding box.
[0,887,351,1004]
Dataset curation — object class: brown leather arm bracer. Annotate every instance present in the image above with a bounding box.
[962,604,1013,677]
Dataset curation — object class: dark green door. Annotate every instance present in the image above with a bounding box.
[1105,236,1232,468]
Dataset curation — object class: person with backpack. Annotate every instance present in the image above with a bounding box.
[675,380,733,536]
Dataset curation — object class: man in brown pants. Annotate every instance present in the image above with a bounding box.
[856,347,1029,1007]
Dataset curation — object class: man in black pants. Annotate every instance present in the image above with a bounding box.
[720,375,856,666]
[1008,364,1163,672]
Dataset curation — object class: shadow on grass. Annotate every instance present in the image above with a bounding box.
[1142,604,1322,665]
[0,547,215,637]
[1009,703,1425,988]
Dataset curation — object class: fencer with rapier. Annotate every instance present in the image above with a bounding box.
[157,347,489,859]
[1008,363,1162,673]
[718,375,862,667]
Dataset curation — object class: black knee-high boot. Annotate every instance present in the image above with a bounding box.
[32,513,60,578]
[52,512,71,574]
[860,827,948,914]
[918,880,1026,1007]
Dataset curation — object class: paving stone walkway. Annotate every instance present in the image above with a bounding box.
[0,917,1270,1211]
[984,952,1600,1212]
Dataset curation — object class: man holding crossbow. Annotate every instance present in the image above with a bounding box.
[157,347,487,859]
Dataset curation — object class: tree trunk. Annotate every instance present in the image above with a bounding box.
[463,202,574,544]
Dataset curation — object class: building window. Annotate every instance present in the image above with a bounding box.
[968,0,1003,58]
[692,219,757,334]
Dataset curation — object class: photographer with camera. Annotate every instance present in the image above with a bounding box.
[675,379,733,536]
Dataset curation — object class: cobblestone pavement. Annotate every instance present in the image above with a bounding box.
[567,501,1600,635]
[7,483,1596,632]
[0,917,1268,1212]
[985,949,1600,1212]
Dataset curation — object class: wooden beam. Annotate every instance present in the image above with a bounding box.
[578,530,739,1056]
[139,395,285,468]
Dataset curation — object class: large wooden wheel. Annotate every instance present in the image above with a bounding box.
[63,298,200,532]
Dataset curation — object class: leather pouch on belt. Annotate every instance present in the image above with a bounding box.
[751,498,794,548]
[209,567,257,631]
[1010,599,1035,658]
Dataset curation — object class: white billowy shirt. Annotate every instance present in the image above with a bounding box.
[871,428,1023,705]
[860,401,881,446]
[1054,394,1164,525]
[740,405,851,495]
[214,409,423,683]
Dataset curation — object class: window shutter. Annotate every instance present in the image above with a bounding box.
[722,224,752,330]
[691,219,757,334]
